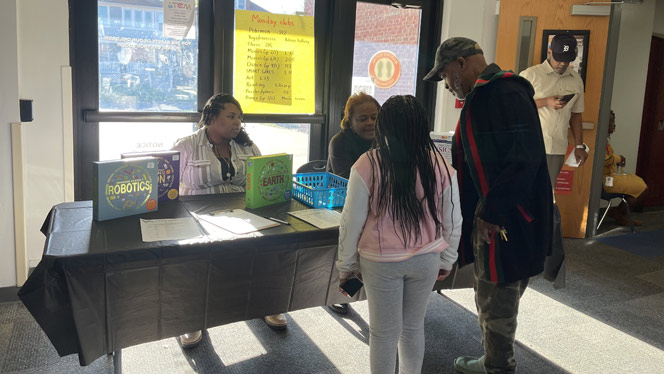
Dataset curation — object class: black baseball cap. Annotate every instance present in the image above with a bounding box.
[424,37,483,82]
[550,33,578,63]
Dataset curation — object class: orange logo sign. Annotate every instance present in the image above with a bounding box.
[368,51,401,89]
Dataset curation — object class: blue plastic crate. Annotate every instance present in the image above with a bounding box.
[292,172,348,209]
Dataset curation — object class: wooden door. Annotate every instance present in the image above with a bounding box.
[636,35,664,206]
[495,0,610,238]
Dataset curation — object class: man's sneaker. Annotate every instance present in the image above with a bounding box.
[179,330,203,348]
[264,314,288,330]
[454,355,487,374]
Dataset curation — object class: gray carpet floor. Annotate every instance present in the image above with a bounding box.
[1,208,662,374]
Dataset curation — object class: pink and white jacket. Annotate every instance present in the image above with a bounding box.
[336,150,462,279]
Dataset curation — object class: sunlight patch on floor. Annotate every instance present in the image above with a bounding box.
[210,322,268,366]
[442,288,664,374]
[289,306,372,373]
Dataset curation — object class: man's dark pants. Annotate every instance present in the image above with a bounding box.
[472,209,530,374]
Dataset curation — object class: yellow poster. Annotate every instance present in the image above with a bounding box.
[234,10,315,114]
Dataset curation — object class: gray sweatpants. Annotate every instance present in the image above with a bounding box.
[360,252,440,374]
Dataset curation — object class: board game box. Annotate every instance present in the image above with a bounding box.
[121,150,180,202]
[93,157,159,221]
[245,153,293,209]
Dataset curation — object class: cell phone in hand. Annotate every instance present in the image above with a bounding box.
[341,277,363,297]
[559,93,575,103]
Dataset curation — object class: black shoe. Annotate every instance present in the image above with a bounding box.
[179,330,203,348]
[264,314,288,330]
[328,303,349,314]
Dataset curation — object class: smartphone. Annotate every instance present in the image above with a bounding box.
[341,277,363,297]
[559,93,575,103]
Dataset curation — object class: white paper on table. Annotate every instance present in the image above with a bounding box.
[565,143,590,167]
[287,209,342,229]
[195,209,279,235]
[140,217,204,242]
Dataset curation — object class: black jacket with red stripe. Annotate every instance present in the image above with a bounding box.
[452,63,553,283]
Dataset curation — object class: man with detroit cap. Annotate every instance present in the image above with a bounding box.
[520,33,587,189]
[424,37,554,374]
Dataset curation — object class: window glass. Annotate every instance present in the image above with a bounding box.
[99,122,196,161]
[110,6,121,26]
[352,2,421,104]
[145,10,153,28]
[245,122,311,172]
[235,0,313,15]
[515,17,537,74]
[98,0,199,112]
[99,6,109,26]
[135,10,145,28]
[99,122,311,172]
[123,9,132,27]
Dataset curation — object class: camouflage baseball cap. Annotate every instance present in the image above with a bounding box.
[423,37,483,82]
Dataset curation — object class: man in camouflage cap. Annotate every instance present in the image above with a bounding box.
[425,37,554,374]
[423,37,484,82]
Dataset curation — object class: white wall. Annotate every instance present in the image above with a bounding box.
[18,0,71,270]
[432,0,499,133]
[0,1,19,288]
[610,0,657,174]
[0,0,70,287]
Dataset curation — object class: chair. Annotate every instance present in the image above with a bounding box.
[597,187,635,233]
[296,160,327,174]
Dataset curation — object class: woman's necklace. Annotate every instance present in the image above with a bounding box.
[213,144,232,180]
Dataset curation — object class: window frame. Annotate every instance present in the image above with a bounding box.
[70,0,442,201]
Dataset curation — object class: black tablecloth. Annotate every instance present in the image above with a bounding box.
[18,193,473,365]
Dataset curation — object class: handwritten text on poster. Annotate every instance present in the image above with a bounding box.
[234,10,315,114]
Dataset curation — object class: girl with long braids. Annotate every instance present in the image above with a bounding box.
[172,93,288,347]
[336,95,462,374]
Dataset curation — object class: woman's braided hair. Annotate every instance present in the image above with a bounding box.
[198,93,253,146]
[367,95,448,247]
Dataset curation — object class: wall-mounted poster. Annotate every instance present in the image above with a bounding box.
[234,10,315,114]
[540,30,589,86]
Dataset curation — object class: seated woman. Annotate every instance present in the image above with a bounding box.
[326,92,380,314]
[604,110,648,226]
[327,92,380,179]
[172,93,287,348]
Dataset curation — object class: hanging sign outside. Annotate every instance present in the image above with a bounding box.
[163,0,195,39]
